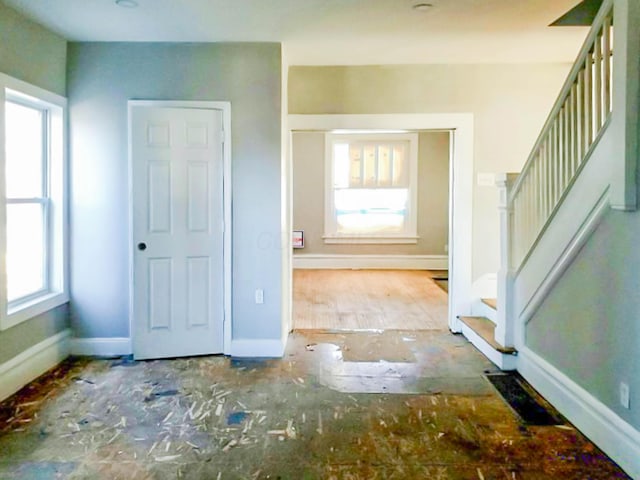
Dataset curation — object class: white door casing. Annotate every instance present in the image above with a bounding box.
[130,102,231,359]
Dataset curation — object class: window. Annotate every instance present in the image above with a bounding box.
[0,75,68,330]
[324,133,418,243]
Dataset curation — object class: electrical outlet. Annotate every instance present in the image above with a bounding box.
[255,289,264,304]
[620,382,630,409]
[444,244,449,253]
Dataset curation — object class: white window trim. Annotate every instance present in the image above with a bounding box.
[0,73,68,331]
[324,132,419,244]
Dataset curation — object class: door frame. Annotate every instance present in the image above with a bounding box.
[287,113,474,333]
[127,100,233,355]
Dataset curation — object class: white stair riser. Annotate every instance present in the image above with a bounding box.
[472,298,497,324]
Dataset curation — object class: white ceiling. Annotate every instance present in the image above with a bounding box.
[2,0,589,65]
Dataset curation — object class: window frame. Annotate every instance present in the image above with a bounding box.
[324,132,419,244]
[0,74,68,331]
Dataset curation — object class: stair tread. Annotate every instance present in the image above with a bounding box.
[459,316,516,354]
[482,298,498,310]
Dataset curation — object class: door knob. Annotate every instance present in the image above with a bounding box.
[137,242,147,251]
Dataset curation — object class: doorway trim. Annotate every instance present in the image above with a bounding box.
[287,113,474,332]
[127,100,233,354]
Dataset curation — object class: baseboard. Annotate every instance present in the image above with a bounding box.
[229,338,286,358]
[518,346,640,479]
[0,329,71,403]
[293,254,448,270]
[70,337,132,357]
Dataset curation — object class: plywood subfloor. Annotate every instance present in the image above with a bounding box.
[293,269,448,331]
[0,330,630,479]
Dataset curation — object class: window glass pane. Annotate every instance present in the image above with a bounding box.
[377,145,391,186]
[392,144,408,187]
[349,145,362,187]
[5,101,44,198]
[363,145,377,187]
[6,203,45,301]
[335,188,407,234]
[333,143,350,188]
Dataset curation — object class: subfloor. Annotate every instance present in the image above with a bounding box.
[0,330,630,479]
[293,269,448,330]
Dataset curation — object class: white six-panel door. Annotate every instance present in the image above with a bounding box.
[131,105,224,359]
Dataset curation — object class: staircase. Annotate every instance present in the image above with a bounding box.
[459,0,639,371]
[455,1,640,475]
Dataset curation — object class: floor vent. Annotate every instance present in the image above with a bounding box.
[486,372,562,426]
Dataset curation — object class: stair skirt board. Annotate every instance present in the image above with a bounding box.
[516,189,610,328]
[292,254,448,270]
[0,329,71,403]
[460,321,517,371]
[519,346,640,479]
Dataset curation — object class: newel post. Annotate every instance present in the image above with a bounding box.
[495,173,518,348]
[611,0,639,211]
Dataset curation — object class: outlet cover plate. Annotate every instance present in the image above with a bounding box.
[620,382,630,409]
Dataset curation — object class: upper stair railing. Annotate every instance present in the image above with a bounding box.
[508,0,614,270]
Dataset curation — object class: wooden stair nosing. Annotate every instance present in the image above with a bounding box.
[481,298,498,310]
[459,316,516,355]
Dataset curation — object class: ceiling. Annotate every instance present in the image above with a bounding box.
[2,0,589,65]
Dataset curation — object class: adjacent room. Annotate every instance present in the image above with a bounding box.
[292,129,451,332]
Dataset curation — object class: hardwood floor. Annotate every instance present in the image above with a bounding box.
[293,269,448,331]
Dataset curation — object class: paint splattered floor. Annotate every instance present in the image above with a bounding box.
[0,330,630,479]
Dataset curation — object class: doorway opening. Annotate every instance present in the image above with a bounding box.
[291,128,451,332]
[286,113,474,338]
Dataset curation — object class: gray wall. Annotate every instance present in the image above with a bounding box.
[67,42,283,341]
[289,64,571,282]
[526,210,640,429]
[0,2,66,96]
[0,3,69,364]
[292,131,449,255]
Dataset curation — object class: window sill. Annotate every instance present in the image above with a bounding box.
[323,235,419,245]
[1,291,69,331]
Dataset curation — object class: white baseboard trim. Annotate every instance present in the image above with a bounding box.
[70,337,132,357]
[230,338,286,358]
[519,346,640,478]
[293,254,448,270]
[0,329,71,403]
[460,322,517,371]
